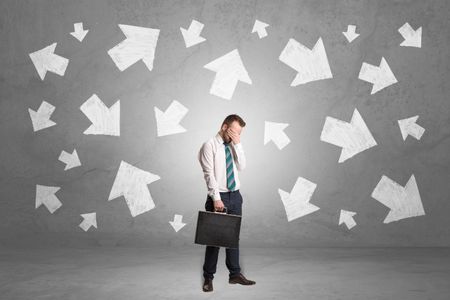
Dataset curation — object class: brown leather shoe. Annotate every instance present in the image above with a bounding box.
[202,278,213,292]
[229,273,256,285]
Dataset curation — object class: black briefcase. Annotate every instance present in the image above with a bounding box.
[194,207,242,249]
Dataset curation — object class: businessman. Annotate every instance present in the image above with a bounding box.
[198,114,256,292]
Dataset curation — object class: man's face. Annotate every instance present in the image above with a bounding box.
[221,121,242,143]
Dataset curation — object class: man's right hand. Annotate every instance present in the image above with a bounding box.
[213,199,225,212]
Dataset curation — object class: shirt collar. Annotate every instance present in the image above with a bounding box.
[215,132,228,145]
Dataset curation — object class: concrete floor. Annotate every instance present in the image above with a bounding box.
[1,245,449,300]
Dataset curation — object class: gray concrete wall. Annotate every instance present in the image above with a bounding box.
[1,0,449,247]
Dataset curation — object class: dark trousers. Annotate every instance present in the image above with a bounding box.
[202,189,243,280]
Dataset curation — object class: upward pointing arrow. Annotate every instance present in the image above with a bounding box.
[358,57,398,94]
[398,22,422,48]
[35,184,62,214]
[79,212,97,231]
[320,108,377,163]
[108,161,161,217]
[80,94,120,136]
[252,19,269,39]
[279,37,333,86]
[154,100,189,137]
[29,43,69,80]
[70,22,89,42]
[398,115,425,141]
[342,25,360,43]
[204,49,252,100]
[180,20,206,48]
[264,121,290,150]
[58,149,81,170]
[371,174,425,224]
[339,210,357,229]
[28,100,57,132]
[108,24,160,71]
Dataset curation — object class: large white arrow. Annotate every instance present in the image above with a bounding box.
[80,94,120,136]
[339,210,357,229]
[28,101,57,132]
[398,22,422,48]
[58,149,81,171]
[29,43,69,80]
[358,57,397,94]
[70,22,89,42]
[398,115,425,141]
[169,214,187,232]
[252,19,269,39]
[371,174,425,224]
[108,161,161,217]
[154,100,188,137]
[264,121,290,150]
[320,108,377,163]
[35,184,62,214]
[108,24,160,71]
[180,20,206,48]
[342,25,359,43]
[278,176,319,222]
[79,212,97,231]
[204,49,252,100]
[279,37,333,86]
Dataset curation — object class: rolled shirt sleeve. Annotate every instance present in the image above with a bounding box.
[231,142,246,171]
[198,142,222,201]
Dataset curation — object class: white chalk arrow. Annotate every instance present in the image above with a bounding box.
[28,101,57,132]
[279,37,333,86]
[252,19,269,39]
[108,161,161,217]
[29,43,69,80]
[320,108,377,163]
[358,57,398,94]
[398,115,425,141]
[398,22,422,48]
[80,94,120,136]
[108,24,160,71]
[154,100,188,137]
[371,174,425,224]
[70,22,89,42]
[169,214,186,232]
[180,20,206,48]
[79,212,97,231]
[204,49,252,100]
[58,149,81,171]
[264,121,290,150]
[342,25,359,43]
[278,177,319,222]
[339,210,357,229]
[35,184,62,214]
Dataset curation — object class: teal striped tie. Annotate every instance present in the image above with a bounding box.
[224,142,236,191]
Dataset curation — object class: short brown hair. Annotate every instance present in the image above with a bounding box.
[222,114,246,127]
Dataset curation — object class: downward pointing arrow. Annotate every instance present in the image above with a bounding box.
[79,212,97,231]
[279,37,333,86]
[154,100,188,137]
[320,108,377,163]
[264,121,290,150]
[80,94,120,136]
[398,115,425,141]
[252,19,269,38]
[204,49,252,100]
[28,100,57,132]
[371,174,425,224]
[29,43,69,80]
[278,177,319,222]
[58,149,81,170]
[339,210,357,229]
[108,24,160,71]
[358,57,398,94]
[398,22,422,48]
[180,20,206,48]
[169,214,187,232]
[70,22,89,42]
[342,25,360,43]
[35,184,62,214]
[108,161,161,217]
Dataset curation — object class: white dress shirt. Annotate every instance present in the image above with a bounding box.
[198,131,246,201]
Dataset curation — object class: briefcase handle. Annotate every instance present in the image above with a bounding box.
[213,206,228,214]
